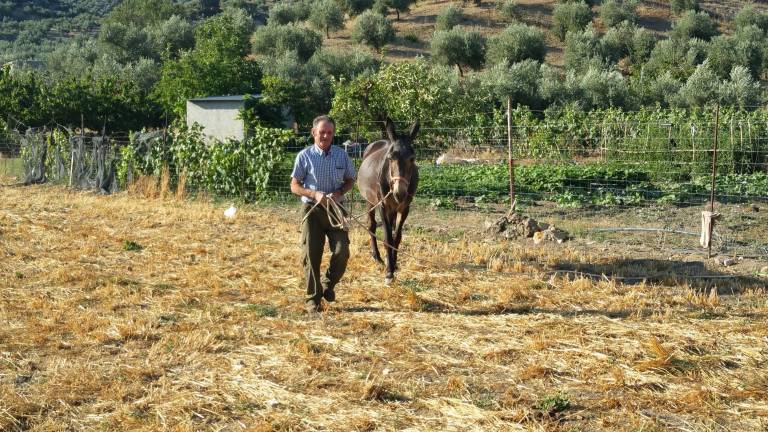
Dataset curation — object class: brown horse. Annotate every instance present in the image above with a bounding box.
[357,118,420,284]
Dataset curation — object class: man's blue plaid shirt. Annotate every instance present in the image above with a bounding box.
[291,144,356,204]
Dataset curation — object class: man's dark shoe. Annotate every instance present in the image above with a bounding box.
[323,287,336,302]
[305,298,321,313]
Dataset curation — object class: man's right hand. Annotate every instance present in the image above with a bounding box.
[313,191,325,203]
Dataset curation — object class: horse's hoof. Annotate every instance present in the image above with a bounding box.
[384,276,394,286]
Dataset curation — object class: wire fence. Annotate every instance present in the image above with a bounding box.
[2,109,767,266]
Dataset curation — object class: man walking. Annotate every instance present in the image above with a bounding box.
[290,115,356,312]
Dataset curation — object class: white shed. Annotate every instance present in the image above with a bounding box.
[186,95,260,142]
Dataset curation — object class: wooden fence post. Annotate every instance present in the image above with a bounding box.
[507,97,515,211]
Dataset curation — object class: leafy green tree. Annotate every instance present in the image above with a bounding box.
[720,66,761,108]
[331,60,470,135]
[600,21,635,64]
[257,51,332,127]
[153,9,262,116]
[676,60,719,107]
[487,23,546,66]
[352,11,395,53]
[309,0,345,38]
[629,27,656,64]
[496,0,518,22]
[552,1,592,41]
[669,0,698,15]
[705,35,735,79]
[431,27,487,76]
[196,7,255,57]
[732,25,766,79]
[436,5,462,31]
[670,10,718,42]
[308,48,381,79]
[334,0,374,16]
[642,39,692,80]
[384,0,411,20]
[103,0,179,26]
[98,22,156,63]
[599,0,637,28]
[481,59,543,108]
[221,0,267,21]
[252,24,322,61]
[148,15,196,59]
[268,1,311,24]
[563,25,602,71]
[734,5,768,34]
[578,67,631,110]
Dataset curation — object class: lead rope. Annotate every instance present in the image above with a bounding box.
[299,190,394,232]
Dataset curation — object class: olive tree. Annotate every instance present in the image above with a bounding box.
[430,26,487,76]
[309,0,345,38]
[352,11,395,52]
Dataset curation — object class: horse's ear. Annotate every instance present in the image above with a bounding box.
[409,120,420,140]
[385,118,397,142]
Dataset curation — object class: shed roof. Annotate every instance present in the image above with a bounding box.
[188,94,261,103]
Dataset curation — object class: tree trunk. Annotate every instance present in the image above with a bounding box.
[396,9,400,20]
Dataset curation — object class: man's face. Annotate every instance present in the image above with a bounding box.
[312,120,335,151]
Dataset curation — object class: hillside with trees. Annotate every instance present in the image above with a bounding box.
[2,0,768,134]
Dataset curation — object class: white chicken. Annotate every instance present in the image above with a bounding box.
[224,204,237,219]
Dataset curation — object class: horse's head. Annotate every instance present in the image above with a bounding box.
[384,118,419,203]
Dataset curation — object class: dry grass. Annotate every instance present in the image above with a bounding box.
[1,179,767,430]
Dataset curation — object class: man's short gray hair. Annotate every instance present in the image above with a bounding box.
[312,115,335,129]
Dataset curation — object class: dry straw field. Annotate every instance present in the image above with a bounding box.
[1,177,767,431]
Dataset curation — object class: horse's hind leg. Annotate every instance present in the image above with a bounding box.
[367,204,384,265]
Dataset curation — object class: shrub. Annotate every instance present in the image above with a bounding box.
[431,27,487,76]
[436,5,462,31]
[599,0,637,28]
[552,1,593,41]
[670,0,698,15]
[670,10,718,42]
[309,0,345,38]
[252,23,322,61]
[352,11,395,52]
[487,23,546,65]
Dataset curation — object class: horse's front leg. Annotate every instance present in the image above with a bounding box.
[367,203,384,265]
[380,206,397,284]
[392,206,411,270]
